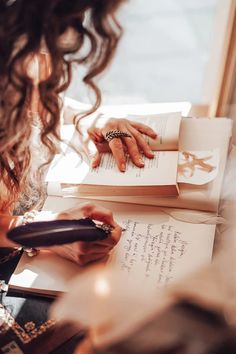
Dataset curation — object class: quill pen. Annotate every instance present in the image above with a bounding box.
[7,218,112,248]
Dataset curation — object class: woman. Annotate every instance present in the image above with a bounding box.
[0,0,156,265]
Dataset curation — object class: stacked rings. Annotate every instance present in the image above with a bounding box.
[105,130,132,143]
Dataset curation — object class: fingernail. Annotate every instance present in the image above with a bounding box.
[139,158,145,166]
[149,150,155,157]
[121,163,126,172]
[91,158,97,168]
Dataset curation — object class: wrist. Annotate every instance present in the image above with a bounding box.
[0,215,20,247]
[0,215,18,231]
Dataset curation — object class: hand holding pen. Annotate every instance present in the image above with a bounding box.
[51,203,122,266]
[7,203,122,266]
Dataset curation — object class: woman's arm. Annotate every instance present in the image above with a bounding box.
[0,214,21,247]
[0,212,57,247]
[0,203,122,265]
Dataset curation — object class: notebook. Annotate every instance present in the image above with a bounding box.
[8,202,216,297]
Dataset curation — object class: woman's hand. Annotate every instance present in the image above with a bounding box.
[51,203,122,266]
[80,116,157,172]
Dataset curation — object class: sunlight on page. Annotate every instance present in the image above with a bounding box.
[10,269,39,288]
[45,148,220,187]
[46,152,90,184]
[94,276,111,298]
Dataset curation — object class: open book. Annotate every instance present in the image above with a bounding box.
[46,113,182,197]
[8,201,216,297]
[46,114,232,213]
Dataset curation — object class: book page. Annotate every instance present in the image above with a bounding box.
[46,148,219,195]
[109,218,215,289]
[84,152,178,186]
[9,198,215,296]
[46,151,179,187]
[8,251,82,296]
[127,112,182,150]
[64,118,231,212]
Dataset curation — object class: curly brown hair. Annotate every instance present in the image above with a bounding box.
[0,0,124,212]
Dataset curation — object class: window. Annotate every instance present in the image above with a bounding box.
[67,0,235,117]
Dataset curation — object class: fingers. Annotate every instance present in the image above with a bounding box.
[85,118,157,171]
[84,127,110,167]
[73,228,120,256]
[51,228,121,266]
[70,224,121,265]
[53,203,122,266]
[52,228,120,266]
[107,121,155,168]
[77,253,109,266]
[129,120,157,139]
[128,126,155,159]
[121,137,144,168]
[80,202,122,238]
[58,202,121,231]
[99,222,122,245]
[82,138,102,168]
[90,151,101,168]
[51,243,110,266]
[108,137,127,172]
[91,118,128,171]
[87,127,104,143]
[76,242,112,255]
[79,203,122,245]
[102,118,156,169]
[80,203,116,227]
[119,122,153,167]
